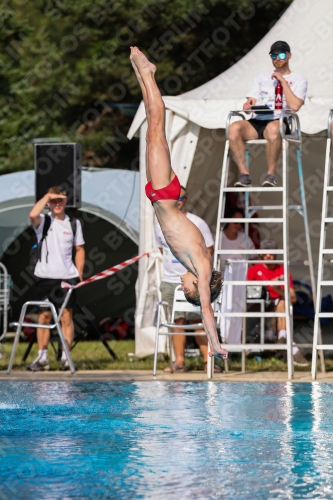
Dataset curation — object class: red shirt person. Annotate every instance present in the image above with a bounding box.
[248,261,293,300]
[247,239,308,367]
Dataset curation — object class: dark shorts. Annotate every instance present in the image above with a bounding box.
[35,277,80,310]
[248,118,291,140]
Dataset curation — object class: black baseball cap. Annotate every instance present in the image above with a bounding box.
[269,41,290,54]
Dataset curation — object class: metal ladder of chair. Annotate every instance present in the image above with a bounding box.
[312,110,333,380]
[213,110,322,380]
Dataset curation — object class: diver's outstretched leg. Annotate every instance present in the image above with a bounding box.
[130,54,152,182]
[130,46,174,190]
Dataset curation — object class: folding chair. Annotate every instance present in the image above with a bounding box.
[153,285,209,377]
[7,287,75,374]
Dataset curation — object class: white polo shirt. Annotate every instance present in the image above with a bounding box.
[34,213,85,280]
[155,212,214,283]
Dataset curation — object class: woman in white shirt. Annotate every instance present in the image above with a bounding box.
[220,209,255,260]
[219,208,256,344]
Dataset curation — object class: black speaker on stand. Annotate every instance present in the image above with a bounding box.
[34,143,82,207]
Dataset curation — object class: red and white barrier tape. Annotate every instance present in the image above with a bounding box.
[61,251,150,289]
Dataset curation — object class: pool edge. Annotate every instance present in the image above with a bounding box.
[0,370,332,382]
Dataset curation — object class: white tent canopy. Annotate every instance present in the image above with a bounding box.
[129,0,333,136]
[128,0,333,358]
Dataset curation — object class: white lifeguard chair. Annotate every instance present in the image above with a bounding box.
[210,110,321,380]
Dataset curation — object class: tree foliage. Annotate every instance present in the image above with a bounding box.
[0,0,292,173]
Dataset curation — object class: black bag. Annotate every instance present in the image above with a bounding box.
[29,214,77,271]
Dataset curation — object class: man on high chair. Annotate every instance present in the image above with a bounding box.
[228,40,307,188]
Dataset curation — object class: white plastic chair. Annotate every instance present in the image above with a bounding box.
[153,285,208,376]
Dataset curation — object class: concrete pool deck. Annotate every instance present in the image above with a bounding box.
[0,370,332,382]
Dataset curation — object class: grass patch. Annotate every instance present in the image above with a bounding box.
[0,340,148,371]
[0,340,325,372]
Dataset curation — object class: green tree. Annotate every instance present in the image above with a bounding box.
[0,0,292,173]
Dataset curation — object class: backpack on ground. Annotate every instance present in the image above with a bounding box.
[29,214,77,271]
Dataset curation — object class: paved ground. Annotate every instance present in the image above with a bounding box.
[0,370,332,382]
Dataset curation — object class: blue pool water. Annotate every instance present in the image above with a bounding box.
[1,382,333,499]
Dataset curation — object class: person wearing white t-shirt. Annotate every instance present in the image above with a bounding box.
[219,208,256,345]
[27,186,85,372]
[220,213,255,263]
[228,40,307,188]
[154,185,215,372]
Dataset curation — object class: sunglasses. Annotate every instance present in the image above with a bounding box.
[178,195,187,201]
[270,52,287,60]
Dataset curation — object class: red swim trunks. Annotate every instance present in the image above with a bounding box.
[145,175,181,203]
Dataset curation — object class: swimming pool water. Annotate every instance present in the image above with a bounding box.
[0,382,333,499]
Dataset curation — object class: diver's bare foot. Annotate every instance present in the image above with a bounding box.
[130,51,142,80]
[209,347,228,360]
[130,46,156,76]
